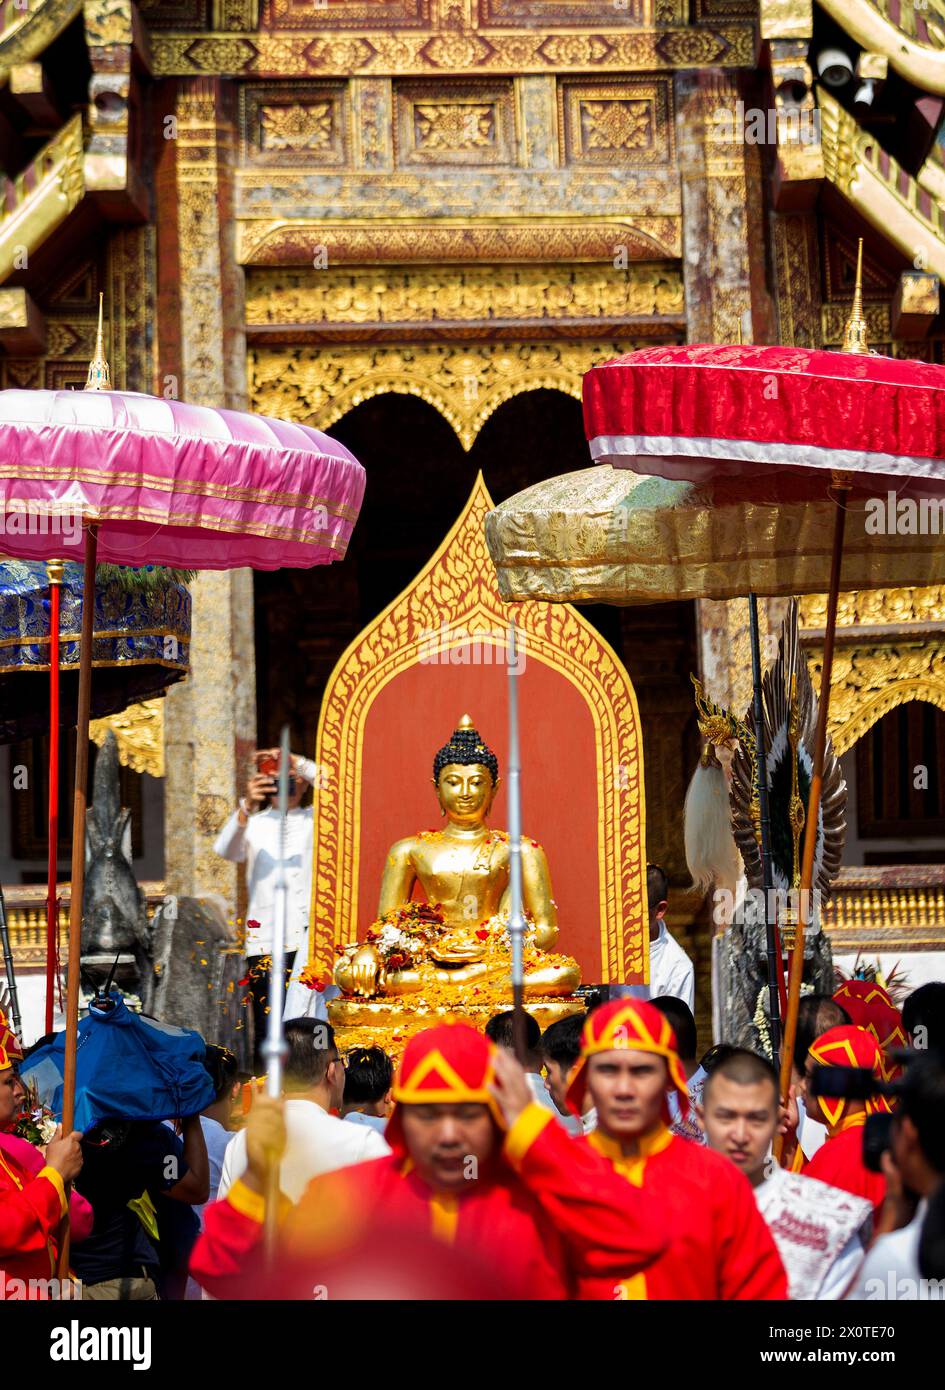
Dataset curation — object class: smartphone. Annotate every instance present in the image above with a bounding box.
[257,752,278,778]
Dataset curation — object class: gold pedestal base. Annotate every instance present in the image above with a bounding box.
[328,995,585,1061]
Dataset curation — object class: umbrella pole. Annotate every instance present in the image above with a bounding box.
[57,523,97,1279]
[0,885,22,1037]
[507,619,528,1065]
[45,560,64,1035]
[263,725,290,1264]
[748,593,781,1060]
[775,478,849,1161]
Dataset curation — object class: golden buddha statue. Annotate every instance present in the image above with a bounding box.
[328,715,583,1047]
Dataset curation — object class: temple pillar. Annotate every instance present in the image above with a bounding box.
[673,68,785,712]
[155,77,255,905]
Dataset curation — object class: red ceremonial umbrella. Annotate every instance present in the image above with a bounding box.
[581,244,945,1139]
[0,300,366,1263]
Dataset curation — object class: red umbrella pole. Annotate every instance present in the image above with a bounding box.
[57,523,97,1279]
[45,559,64,1034]
[775,475,849,1162]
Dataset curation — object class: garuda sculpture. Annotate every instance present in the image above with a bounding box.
[683,602,846,1054]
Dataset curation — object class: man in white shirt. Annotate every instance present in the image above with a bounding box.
[847,1052,945,1300]
[218,1020,389,1205]
[214,749,319,1060]
[700,1048,870,1300]
[611,863,695,1011]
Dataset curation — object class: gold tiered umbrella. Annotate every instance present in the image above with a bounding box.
[486,465,944,605]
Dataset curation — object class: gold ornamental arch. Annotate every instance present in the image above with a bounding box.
[801,586,945,756]
[247,341,636,452]
[305,473,649,984]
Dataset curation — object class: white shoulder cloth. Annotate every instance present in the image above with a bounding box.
[756,1167,872,1301]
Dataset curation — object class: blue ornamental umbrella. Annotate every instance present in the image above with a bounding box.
[0,557,192,1034]
[0,559,191,743]
[19,992,214,1133]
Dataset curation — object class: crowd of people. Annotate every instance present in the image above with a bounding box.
[2,919,944,1300]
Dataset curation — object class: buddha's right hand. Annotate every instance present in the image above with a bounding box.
[347,943,384,997]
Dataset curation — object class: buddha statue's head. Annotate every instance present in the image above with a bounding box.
[432,714,499,828]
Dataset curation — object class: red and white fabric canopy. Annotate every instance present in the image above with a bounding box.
[0,389,365,570]
[583,344,945,498]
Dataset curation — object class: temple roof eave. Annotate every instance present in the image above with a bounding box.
[818,0,945,96]
[818,87,945,280]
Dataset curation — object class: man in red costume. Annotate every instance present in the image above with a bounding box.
[190,1020,668,1299]
[833,980,907,1081]
[0,1006,84,1297]
[492,998,787,1300]
[801,1023,889,1214]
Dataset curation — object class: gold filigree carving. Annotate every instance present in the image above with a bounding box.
[772,212,823,348]
[804,640,945,757]
[150,25,755,77]
[306,474,649,983]
[244,263,685,335]
[558,76,674,166]
[260,102,333,152]
[240,83,348,166]
[416,102,492,147]
[393,81,516,165]
[582,101,651,151]
[90,699,166,778]
[249,339,643,450]
[798,587,945,632]
[821,301,890,345]
[236,217,683,265]
[83,0,134,47]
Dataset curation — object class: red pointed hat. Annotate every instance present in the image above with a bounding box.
[565,998,688,1119]
[833,980,907,1080]
[808,1023,892,1129]
[0,1006,22,1073]
[385,1021,503,1155]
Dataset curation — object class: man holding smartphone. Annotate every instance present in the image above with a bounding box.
[214,748,318,1065]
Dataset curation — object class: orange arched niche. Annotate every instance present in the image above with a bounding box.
[307,474,648,984]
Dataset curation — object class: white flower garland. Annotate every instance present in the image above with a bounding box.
[753,981,815,1059]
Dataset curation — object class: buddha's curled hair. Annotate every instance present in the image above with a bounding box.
[684,760,742,900]
[433,718,499,786]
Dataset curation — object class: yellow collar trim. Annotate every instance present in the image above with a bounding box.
[429,1190,460,1246]
[833,1111,868,1135]
[589,1124,674,1162]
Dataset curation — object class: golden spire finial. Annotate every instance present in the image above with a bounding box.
[457,713,474,730]
[842,239,869,354]
[85,293,111,390]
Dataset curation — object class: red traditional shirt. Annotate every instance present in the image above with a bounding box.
[0,1147,68,1297]
[191,1128,674,1301]
[503,1104,788,1301]
[191,1151,572,1299]
[803,1116,886,1216]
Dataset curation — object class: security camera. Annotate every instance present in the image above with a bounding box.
[816,48,854,88]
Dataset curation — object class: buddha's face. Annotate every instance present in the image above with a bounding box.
[435,762,496,827]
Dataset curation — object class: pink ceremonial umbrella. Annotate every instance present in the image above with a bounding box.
[581,245,945,1139]
[0,303,365,1260]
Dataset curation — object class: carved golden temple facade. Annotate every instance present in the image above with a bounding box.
[3,0,945,1029]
